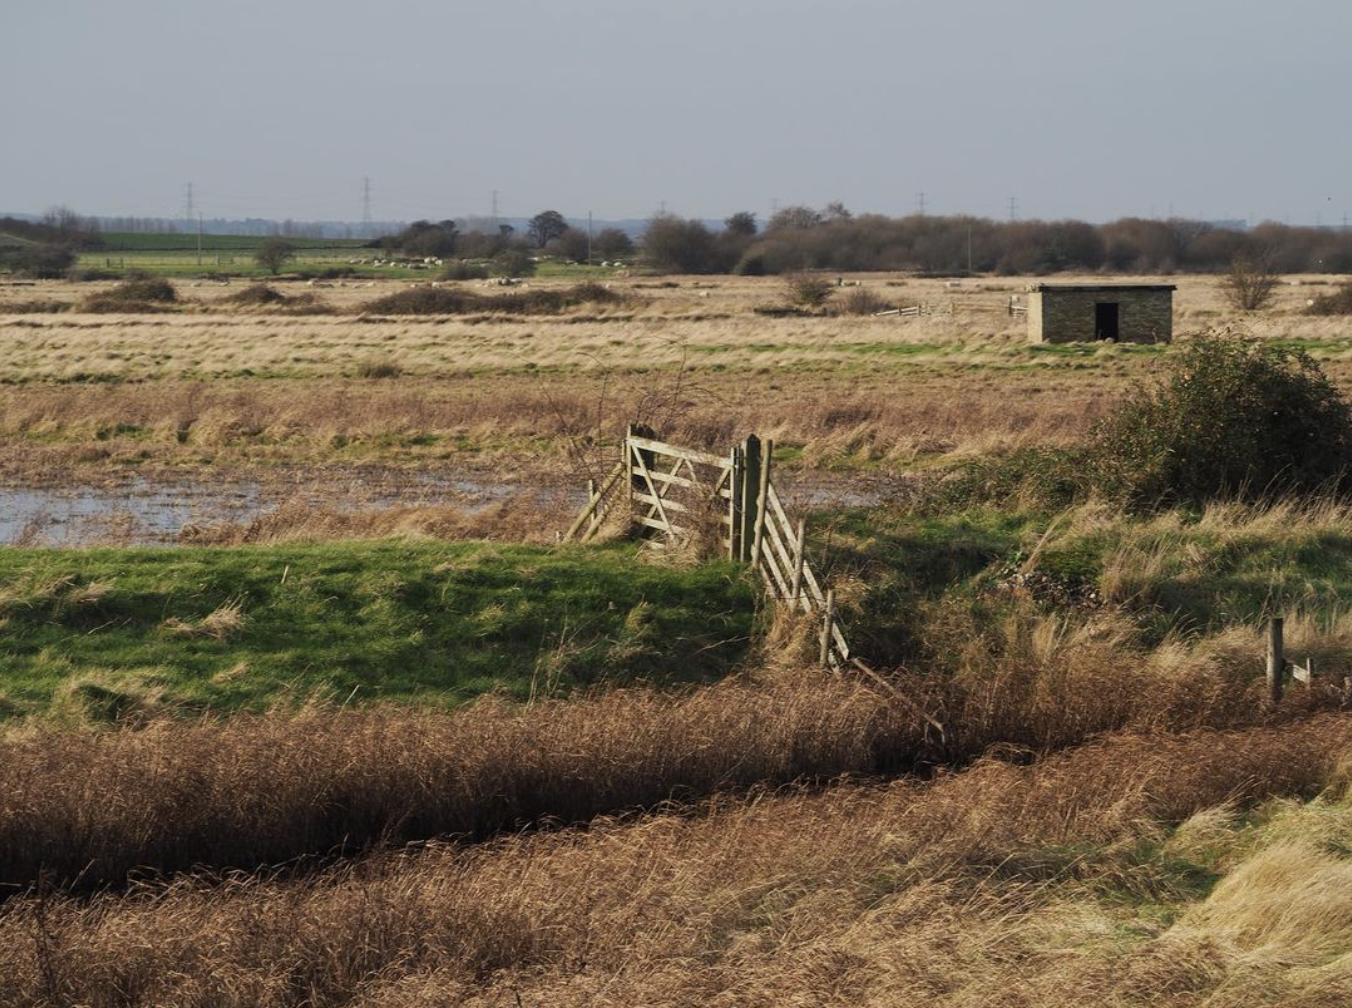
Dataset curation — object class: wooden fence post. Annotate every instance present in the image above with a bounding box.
[728,443,743,561]
[627,422,656,528]
[750,439,772,571]
[1266,616,1285,705]
[820,588,836,666]
[738,435,762,564]
[586,478,599,536]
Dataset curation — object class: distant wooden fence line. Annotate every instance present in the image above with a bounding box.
[871,302,955,318]
[565,425,851,668]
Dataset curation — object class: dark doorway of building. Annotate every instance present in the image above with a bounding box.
[1095,302,1120,341]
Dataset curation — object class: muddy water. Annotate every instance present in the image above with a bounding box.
[0,471,525,547]
[0,470,905,547]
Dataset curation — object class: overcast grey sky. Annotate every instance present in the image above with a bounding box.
[5,0,1350,225]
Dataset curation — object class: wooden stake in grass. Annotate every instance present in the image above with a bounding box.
[750,439,772,571]
[820,588,835,667]
[1267,615,1285,705]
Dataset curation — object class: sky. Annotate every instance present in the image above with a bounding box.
[5,0,1351,226]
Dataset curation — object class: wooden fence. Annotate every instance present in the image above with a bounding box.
[565,425,851,668]
[872,302,955,318]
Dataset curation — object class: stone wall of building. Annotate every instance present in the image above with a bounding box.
[1027,287,1173,344]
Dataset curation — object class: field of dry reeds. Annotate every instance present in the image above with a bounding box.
[6,271,1352,1002]
[0,639,1337,894]
[0,271,1349,522]
[4,717,1352,1006]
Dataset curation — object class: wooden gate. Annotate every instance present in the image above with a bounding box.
[564,425,851,668]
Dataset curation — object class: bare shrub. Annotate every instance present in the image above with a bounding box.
[783,272,834,310]
[1221,254,1280,311]
[832,285,890,316]
[1306,282,1352,316]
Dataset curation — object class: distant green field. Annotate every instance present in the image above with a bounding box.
[98,232,367,252]
[0,540,756,721]
[72,232,622,279]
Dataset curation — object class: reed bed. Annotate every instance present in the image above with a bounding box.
[2,717,1350,1006]
[0,644,1335,895]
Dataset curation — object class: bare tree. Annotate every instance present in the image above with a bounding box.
[254,239,297,276]
[783,272,834,310]
[1221,254,1280,311]
[527,210,567,248]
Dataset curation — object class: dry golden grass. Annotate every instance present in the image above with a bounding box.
[0,371,1116,487]
[161,599,247,640]
[0,636,1336,896]
[0,273,1348,499]
[2,717,1350,1006]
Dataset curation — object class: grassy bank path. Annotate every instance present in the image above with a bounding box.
[0,541,755,719]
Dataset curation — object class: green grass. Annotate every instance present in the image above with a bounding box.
[818,502,1352,661]
[0,541,755,720]
[97,233,366,253]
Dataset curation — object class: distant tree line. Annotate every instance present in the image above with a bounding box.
[639,205,1352,276]
[377,210,635,267]
[0,208,104,278]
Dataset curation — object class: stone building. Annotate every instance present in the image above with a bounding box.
[1026,283,1175,343]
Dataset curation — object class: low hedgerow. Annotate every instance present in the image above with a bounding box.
[365,282,627,316]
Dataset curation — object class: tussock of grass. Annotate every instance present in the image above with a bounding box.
[161,598,247,640]
[224,283,333,314]
[78,276,180,313]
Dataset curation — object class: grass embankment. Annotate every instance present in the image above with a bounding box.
[0,541,754,719]
[5,718,1352,1005]
[7,499,1351,894]
[828,498,1352,669]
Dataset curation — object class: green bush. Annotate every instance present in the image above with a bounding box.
[1088,338,1352,505]
[440,260,489,281]
[489,248,536,278]
[1,242,76,278]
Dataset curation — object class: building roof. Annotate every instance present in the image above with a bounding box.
[1029,283,1177,293]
